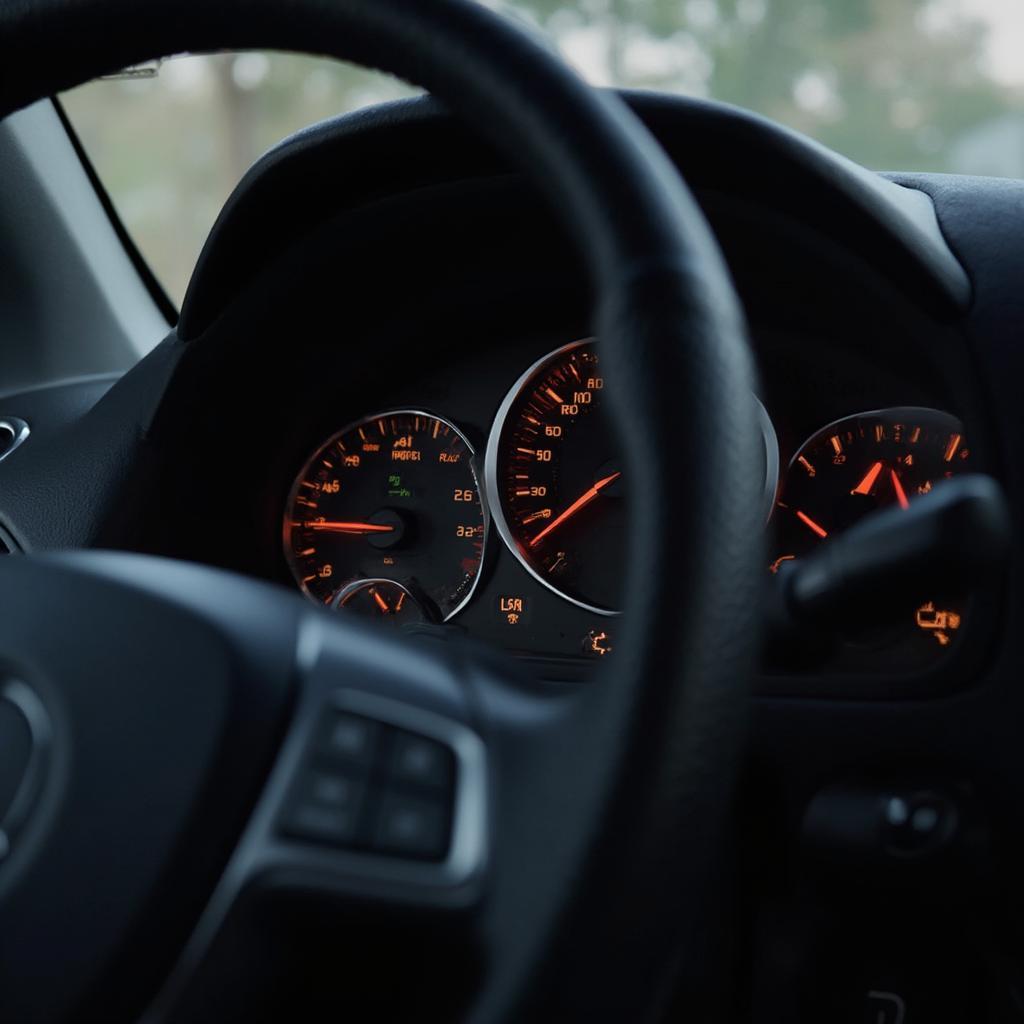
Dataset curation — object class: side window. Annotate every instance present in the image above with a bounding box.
[61,54,414,306]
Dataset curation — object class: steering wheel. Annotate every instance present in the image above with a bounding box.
[0,1,763,1020]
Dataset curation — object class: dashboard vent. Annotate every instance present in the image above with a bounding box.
[0,418,29,464]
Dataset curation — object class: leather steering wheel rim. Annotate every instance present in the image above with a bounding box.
[0,2,764,1020]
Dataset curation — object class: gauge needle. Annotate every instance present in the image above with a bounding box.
[305,521,396,535]
[851,460,884,496]
[890,469,911,510]
[369,587,391,614]
[529,471,621,548]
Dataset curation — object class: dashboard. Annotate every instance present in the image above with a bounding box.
[9,93,995,699]
[4,84,1024,1024]
[271,331,981,681]
[122,93,998,699]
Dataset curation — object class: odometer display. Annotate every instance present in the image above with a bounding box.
[283,411,485,621]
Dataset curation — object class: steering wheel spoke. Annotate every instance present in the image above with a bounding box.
[201,618,490,911]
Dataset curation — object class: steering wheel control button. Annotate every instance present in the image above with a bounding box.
[372,792,450,861]
[389,731,454,790]
[317,711,379,766]
[282,801,361,846]
[281,704,460,862]
[882,790,958,858]
[309,771,360,807]
[280,769,366,847]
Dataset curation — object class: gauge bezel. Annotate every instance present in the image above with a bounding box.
[283,408,489,622]
[485,339,780,615]
[784,406,966,477]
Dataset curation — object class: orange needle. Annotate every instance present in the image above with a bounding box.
[851,460,883,496]
[305,521,395,535]
[370,588,390,614]
[796,510,829,539]
[890,469,910,510]
[529,471,621,548]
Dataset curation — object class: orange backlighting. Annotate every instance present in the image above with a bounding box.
[796,510,828,539]
[851,460,883,496]
[890,469,910,510]
[529,471,621,548]
[944,434,962,462]
[306,521,395,535]
[769,554,796,574]
[584,630,613,657]
[915,602,962,647]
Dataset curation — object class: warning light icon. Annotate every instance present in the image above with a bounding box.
[915,602,962,647]
[583,630,613,657]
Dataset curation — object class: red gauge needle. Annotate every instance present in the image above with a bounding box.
[305,521,395,535]
[370,588,391,614]
[529,471,621,548]
[795,509,829,539]
[890,469,910,510]
[851,460,884,496]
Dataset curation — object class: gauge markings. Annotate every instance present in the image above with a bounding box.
[796,509,829,538]
[283,411,484,621]
[489,340,623,614]
[520,509,551,526]
[771,408,972,661]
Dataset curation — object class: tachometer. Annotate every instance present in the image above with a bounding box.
[772,406,971,650]
[486,339,778,614]
[283,411,485,621]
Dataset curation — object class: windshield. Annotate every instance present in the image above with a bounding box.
[61,0,1024,307]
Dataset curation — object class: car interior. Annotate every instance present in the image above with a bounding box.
[0,1,1022,1021]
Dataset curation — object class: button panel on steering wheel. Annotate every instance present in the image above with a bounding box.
[280,710,457,862]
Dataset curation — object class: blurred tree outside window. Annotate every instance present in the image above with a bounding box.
[60,1,1024,309]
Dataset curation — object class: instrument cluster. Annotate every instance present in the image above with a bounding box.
[280,337,977,676]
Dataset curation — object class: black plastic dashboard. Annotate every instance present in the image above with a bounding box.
[0,92,1007,699]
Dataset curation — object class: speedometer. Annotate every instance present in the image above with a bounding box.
[486,339,779,614]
